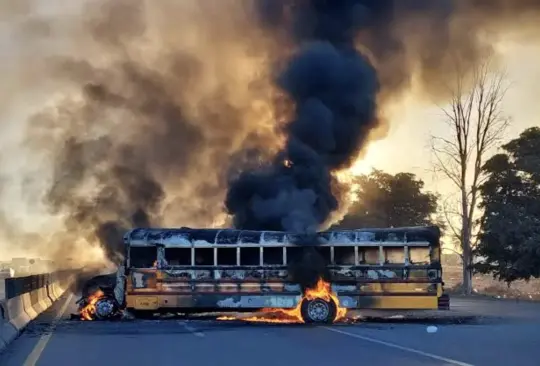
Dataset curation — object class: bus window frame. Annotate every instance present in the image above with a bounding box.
[125,243,162,271]
[123,240,441,270]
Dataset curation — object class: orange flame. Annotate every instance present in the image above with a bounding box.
[217,279,347,324]
[80,289,105,321]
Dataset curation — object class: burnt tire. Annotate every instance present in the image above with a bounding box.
[93,298,119,320]
[300,298,337,324]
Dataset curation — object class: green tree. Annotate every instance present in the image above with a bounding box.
[337,170,439,229]
[475,127,540,283]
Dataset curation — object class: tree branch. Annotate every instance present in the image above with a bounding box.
[430,54,511,293]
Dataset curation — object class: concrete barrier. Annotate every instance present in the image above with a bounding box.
[0,270,76,353]
[41,286,53,309]
[29,288,50,315]
[1,298,26,343]
[46,275,57,303]
[4,296,30,330]
[48,278,61,301]
[53,279,68,299]
[22,292,38,320]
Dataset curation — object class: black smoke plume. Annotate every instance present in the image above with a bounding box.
[226,1,379,234]
[225,1,382,289]
[227,0,540,231]
[226,0,540,288]
[252,0,540,101]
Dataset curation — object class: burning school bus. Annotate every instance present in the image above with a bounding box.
[79,225,449,323]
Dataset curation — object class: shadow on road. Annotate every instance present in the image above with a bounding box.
[56,311,488,338]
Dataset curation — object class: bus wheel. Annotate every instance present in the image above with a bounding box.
[300,298,337,324]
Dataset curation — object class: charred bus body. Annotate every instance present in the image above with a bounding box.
[100,225,449,323]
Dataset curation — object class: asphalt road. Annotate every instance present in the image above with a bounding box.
[1,294,540,366]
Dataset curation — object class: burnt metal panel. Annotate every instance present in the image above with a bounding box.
[158,265,440,283]
[190,229,222,243]
[125,226,441,246]
[262,231,286,245]
[216,230,241,244]
[238,231,263,244]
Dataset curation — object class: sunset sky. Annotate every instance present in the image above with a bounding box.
[353,38,540,195]
[1,2,540,261]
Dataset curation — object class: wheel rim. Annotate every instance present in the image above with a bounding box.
[95,298,116,319]
[307,299,330,322]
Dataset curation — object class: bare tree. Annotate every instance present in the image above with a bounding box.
[431,59,510,295]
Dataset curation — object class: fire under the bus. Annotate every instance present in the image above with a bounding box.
[78,226,450,323]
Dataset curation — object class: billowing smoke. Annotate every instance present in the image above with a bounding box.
[226,1,379,233]
[2,0,540,269]
[251,0,540,102]
[7,0,285,267]
[225,0,540,286]
[227,0,540,234]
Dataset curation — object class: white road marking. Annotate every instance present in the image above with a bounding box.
[23,293,74,366]
[181,322,205,337]
[324,327,474,366]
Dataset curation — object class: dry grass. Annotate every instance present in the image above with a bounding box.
[443,265,540,300]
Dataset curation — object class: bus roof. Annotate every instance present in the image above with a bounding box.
[124,226,440,248]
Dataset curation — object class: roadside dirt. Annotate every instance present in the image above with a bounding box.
[444,265,540,301]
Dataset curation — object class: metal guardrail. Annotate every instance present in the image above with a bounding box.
[4,270,74,300]
[5,274,48,300]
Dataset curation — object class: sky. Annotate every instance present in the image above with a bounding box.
[353,38,540,193]
[1,1,539,261]
[350,37,540,252]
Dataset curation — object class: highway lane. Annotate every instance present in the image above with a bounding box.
[1,295,540,366]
